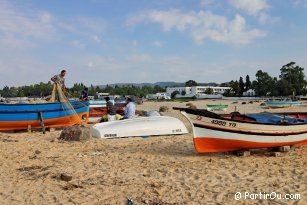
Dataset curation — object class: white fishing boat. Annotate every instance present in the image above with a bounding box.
[174,107,307,153]
[91,116,188,138]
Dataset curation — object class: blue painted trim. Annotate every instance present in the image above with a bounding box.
[0,101,89,121]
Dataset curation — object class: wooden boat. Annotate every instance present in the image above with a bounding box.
[173,107,307,153]
[206,104,228,111]
[265,101,301,108]
[0,101,89,131]
[89,100,126,123]
[91,116,188,138]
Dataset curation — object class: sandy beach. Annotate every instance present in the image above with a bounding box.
[0,100,306,204]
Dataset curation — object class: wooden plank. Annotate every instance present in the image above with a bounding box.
[277,146,291,152]
[27,125,32,133]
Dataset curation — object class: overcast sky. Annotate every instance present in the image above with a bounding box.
[1,0,307,88]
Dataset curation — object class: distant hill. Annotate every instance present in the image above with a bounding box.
[97,82,223,88]
[98,82,185,88]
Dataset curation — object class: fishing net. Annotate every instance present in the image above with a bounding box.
[50,83,84,125]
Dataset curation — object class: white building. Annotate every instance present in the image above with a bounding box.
[96,93,121,100]
[166,87,193,97]
[243,89,256,97]
[166,86,231,98]
[146,92,171,100]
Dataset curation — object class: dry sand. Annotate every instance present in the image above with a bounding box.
[0,100,306,205]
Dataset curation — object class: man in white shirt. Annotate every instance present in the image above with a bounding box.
[124,97,135,119]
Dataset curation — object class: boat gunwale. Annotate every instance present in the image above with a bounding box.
[173,107,307,126]
[193,122,307,136]
[0,101,89,114]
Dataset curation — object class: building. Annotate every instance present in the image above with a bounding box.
[96,92,110,99]
[166,86,231,98]
[243,89,256,97]
[146,92,171,100]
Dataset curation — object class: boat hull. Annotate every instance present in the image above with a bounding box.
[265,101,301,108]
[193,124,307,152]
[179,109,307,153]
[91,116,188,138]
[0,101,89,131]
[206,104,228,111]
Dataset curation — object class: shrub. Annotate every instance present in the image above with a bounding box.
[159,106,169,112]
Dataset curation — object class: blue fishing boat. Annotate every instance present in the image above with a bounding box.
[0,101,89,131]
[265,101,301,108]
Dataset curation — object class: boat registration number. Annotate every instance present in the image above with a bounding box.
[104,134,117,137]
[172,129,182,133]
[211,120,236,127]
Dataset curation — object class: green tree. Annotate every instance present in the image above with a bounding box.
[279,62,306,96]
[185,80,198,87]
[204,88,213,94]
[228,80,240,96]
[239,77,245,96]
[171,91,179,99]
[245,75,251,91]
[253,70,274,96]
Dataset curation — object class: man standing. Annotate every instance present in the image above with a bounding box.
[80,87,89,101]
[105,97,117,121]
[51,69,66,91]
[124,97,135,119]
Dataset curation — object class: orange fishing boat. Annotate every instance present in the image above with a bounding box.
[174,107,307,153]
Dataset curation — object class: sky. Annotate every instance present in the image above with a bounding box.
[0,0,307,88]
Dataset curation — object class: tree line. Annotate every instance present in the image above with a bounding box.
[223,62,306,97]
[0,82,166,98]
[0,61,305,98]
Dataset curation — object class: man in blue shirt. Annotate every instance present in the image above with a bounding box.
[124,97,135,119]
[80,87,89,101]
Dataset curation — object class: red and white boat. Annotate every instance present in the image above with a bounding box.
[174,107,307,153]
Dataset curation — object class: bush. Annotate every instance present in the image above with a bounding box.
[159,106,169,112]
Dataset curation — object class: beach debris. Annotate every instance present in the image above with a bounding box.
[58,125,92,141]
[17,165,51,172]
[34,150,41,155]
[271,152,282,157]
[236,150,251,157]
[277,146,291,152]
[116,114,123,120]
[145,110,160,117]
[0,138,19,142]
[186,103,197,109]
[100,114,108,122]
[159,106,169,112]
[59,173,73,181]
[127,198,134,205]
[141,199,164,205]
[51,173,73,182]
[62,183,84,190]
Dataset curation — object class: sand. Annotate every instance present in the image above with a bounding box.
[0,99,306,205]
